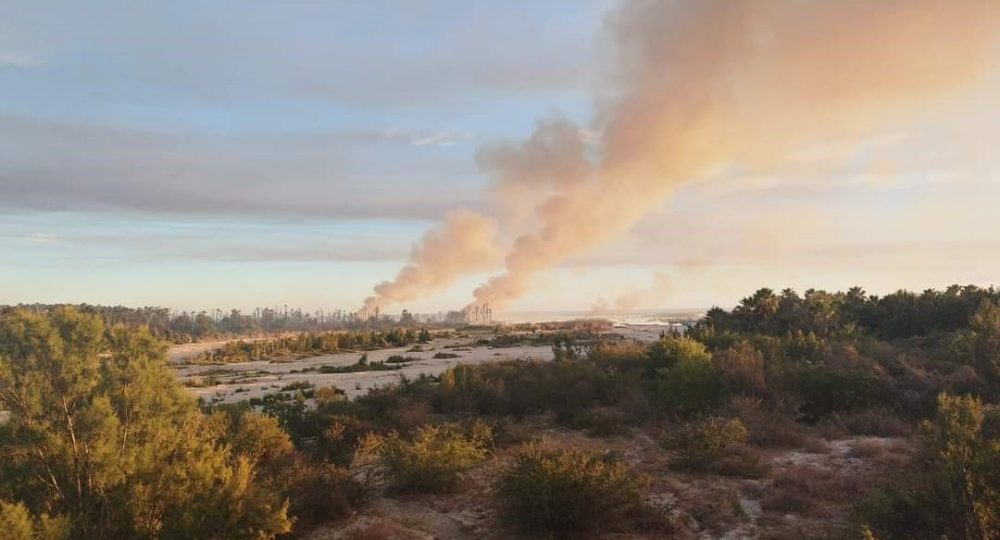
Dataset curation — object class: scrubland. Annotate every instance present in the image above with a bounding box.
[2,286,999,539]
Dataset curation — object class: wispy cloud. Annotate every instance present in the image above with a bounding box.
[0,115,484,219]
[383,127,473,147]
[27,232,58,243]
[0,51,40,68]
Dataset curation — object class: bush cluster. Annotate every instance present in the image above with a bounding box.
[857,393,1000,539]
[660,416,749,472]
[495,447,650,537]
[363,422,493,493]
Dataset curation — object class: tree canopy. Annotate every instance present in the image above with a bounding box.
[0,307,291,539]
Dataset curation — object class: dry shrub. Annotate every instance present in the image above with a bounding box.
[388,401,434,433]
[589,340,648,367]
[983,407,1000,440]
[763,465,865,517]
[616,386,658,423]
[942,365,988,396]
[362,422,492,494]
[713,341,767,396]
[819,408,912,439]
[346,521,416,540]
[681,485,746,535]
[845,437,913,471]
[317,414,377,466]
[576,410,630,438]
[276,456,369,532]
[495,447,652,537]
[716,445,770,478]
[848,437,894,459]
[661,417,749,472]
[727,396,825,449]
[485,417,538,447]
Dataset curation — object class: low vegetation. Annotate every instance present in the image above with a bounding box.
[360,422,493,493]
[660,416,749,472]
[857,393,999,539]
[187,329,432,364]
[2,285,999,538]
[495,447,651,537]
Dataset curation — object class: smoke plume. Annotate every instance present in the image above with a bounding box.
[363,210,500,310]
[589,272,673,315]
[368,0,1000,311]
[615,273,673,311]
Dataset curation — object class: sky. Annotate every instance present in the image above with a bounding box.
[2,1,999,314]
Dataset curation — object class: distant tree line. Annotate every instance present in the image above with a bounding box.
[692,285,1000,341]
[191,328,434,364]
[0,304,433,344]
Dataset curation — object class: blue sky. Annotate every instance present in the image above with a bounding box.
[2,1,998,313]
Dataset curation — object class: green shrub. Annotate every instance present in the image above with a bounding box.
[364,422,492,493]
[653,357,723,414]
[0,308,292,539]
[589,340,648,371]
[858,393,1000,539]
[855,480,960,540]
[797,367,890,419]
[0,500,70,540]
[713,341,767,396]
[649,336,711,371]
[660,417,749,472]
[495,447,648,537]
[920,393,1000,538]
[432,360,611,421]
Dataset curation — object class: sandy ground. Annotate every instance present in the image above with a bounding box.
[178,339,553,404]
[305,419,911,540]
[170,325,673,405]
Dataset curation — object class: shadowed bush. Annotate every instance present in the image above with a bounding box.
[277,458,369,531]
[857,393,1000,539]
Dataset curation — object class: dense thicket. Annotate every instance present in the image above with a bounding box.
[692,285,1000,340]
[0,308,360,539]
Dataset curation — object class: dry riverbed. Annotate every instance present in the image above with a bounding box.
[169,325,666,403]
[170,325,672,405]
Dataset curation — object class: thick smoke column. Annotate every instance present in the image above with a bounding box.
[471,0,1000,308]
[363,210,499,311]
[367,0,999,312]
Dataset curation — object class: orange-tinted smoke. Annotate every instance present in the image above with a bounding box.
[363,210,500,311]
[471,0,1000,307]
